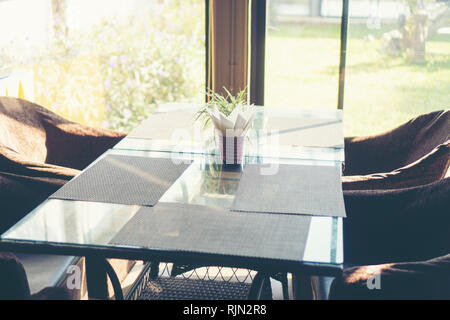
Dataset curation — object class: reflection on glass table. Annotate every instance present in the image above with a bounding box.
[3,199,140,247]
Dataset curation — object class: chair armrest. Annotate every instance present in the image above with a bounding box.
[329,254,450,299]
[0,144,79,180]
[342,143,450,190]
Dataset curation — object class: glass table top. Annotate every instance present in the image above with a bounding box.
[0,106,344,273]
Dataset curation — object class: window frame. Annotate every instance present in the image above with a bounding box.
[248,0,349,109]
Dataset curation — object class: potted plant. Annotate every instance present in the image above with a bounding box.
[196,87,255,164]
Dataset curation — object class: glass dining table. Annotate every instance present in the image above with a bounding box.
[0,104,344,300]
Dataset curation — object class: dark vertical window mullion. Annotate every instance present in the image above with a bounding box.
[338,0,349,110]
[249,0,266,106]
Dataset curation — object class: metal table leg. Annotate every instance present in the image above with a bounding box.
[85,256,124,300]
[149,260,160,279]
[247,272,271,300]
[280,273,290,300]
[292,273,313,300]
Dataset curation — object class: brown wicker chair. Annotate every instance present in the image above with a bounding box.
[321,111,450,299]
[329,177,450,299]
[0,97,127,299]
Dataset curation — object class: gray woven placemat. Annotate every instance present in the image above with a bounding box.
[264,117,344,148]
[232,164,346,217]
[50,155,192,206]
[110,202,311,262]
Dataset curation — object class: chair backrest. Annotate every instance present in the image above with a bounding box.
[0,97,48,163]
[344,109,450,176]
[405,109,450,166]
[0,97,127,170]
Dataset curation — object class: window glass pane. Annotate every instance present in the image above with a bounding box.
[265,0,450,137]
[265,0,341,109]
[345,0,450,136]
[0,0,205,132]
